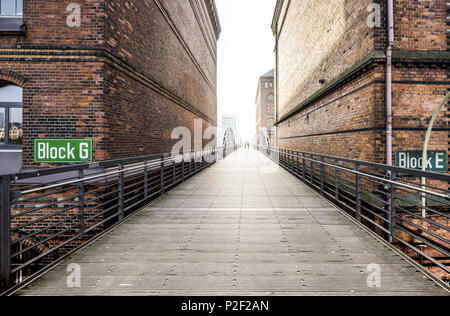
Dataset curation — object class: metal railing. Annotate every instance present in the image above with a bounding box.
[0,146,237,293]
[258,146,450,279]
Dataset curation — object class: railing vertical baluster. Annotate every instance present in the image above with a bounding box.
[296,152,299,175]
[182,157,185,182]
[289,151,292,171]
[291,150,295,173]
[189,153,192,176]
[320,156,324,195]
[310,154,314,184]
[160,154,165,196]
[0,175,11,292]
[144,160,148,199]
[356,163,361,222]
[78,170,85,234]
[201,151,204,169]
[302,153,306,181]
[173,160,176,184]
[335,159,339,201]
[118,163,124,220]
[389,171,397,243]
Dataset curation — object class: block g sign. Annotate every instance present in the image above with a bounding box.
[35,139,93,163]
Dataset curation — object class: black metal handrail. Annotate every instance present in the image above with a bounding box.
[257,145,450,280]
[0,145,238,293]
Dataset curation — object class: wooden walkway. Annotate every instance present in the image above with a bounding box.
[18,150,448,296]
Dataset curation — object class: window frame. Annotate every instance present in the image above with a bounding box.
[0,0,23,17]
[0,102,22,150]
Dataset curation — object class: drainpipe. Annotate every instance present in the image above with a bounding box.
[386,0,394,166]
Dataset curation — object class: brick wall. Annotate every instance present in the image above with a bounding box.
[0,0,105,47]
[273,0,449,165]
[0,0,220,168]
[0,61,106,166]
[274,0,376,120]
[104,0,218,123]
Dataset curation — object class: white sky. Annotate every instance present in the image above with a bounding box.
[216,0,276,142]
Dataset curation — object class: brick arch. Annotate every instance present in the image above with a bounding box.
[0,69,27,87]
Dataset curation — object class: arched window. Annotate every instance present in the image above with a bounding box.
[0,84,23,149]
[267,93,274,102]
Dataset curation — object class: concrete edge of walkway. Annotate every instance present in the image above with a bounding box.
[286,165,450,294]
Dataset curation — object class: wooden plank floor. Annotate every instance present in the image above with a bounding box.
[17,150,449,296]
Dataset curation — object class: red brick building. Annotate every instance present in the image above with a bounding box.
[0,0,221,173]
[272,0,449,169]
[255,69,275,146]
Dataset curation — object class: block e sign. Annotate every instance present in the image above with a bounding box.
[35,139,93,163]
[396,150,447,173]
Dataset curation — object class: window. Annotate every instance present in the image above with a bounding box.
[267,93,274,102]
[0,0,23,16]
[0,85,22,149]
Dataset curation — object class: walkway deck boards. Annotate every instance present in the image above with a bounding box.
[18,150,448,296]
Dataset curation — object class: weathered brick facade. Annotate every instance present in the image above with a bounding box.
[272,0,449,167]
[0,0,220,169]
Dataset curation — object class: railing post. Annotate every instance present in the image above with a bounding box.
[160,154,165,196]
[118,163,124,221]
[182,157,185,182]
[0,175,11,292]
[289,151,292,171]
[310,154,314,184]
[189,153,192,176]
[320,157,325,195]
[144,160,148,199]
[291,151,295,173]
[302,154,306,181]
[335,159,339,201]
[78,170,85,234]
[296,152,299,176]
[356,163,362,222]
[195,151,198,173]
[172,159,176,184]
[389,171,397,243]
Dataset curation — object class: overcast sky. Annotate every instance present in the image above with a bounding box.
[216,0,276,141]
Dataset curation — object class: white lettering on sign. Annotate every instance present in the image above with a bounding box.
[50,147,58,159]
[59,147,66,159]
[398,153,407,168]
[80,143,89,160]
[397,151,447,171]
[436,153,445,169]
[35,141,91,162]
[68,144,76,160]
[38,142,46,160]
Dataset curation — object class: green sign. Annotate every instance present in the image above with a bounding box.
[395,150,447,173]
[35,139,93,163]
